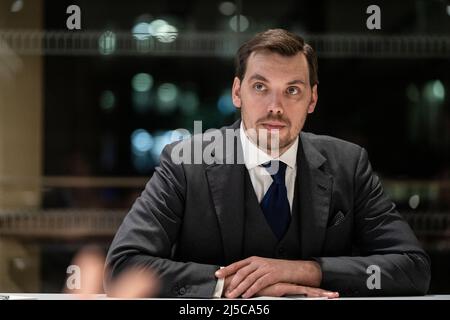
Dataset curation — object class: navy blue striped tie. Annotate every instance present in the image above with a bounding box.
[260,161,291,240]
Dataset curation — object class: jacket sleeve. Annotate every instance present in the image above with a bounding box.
[104,143,220,298]
[314,148,431,296]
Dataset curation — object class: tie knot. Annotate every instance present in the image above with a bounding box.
[262,161,287,185]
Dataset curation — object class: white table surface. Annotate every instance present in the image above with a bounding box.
[1,293,450,300]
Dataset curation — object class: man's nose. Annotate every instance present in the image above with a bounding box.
[267,91,284,115]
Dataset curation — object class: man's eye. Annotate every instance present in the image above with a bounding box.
[254,83,266,92]
[286,86,300,95]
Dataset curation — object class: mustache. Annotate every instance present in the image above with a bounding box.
[256,115,290,126]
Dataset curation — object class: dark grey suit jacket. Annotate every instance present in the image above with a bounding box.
[105,120,431,297]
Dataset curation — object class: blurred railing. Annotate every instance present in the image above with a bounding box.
[0,176,449,249]
[407,213,450,237]
[1,30,450,58]
[0,176,148,188]
[0,209,126,239]
[0,208,448,249]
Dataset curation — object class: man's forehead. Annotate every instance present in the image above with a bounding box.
[245,50,309,82]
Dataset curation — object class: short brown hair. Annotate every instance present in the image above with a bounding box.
[235,29,318,86]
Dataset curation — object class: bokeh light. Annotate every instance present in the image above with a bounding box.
[131,129,154,155]
[217,89,235,115]
[132,73,154,92]
[98,31,116,55]
[229,15,249,32]
[100,90,116,112]
[156,83,179,114]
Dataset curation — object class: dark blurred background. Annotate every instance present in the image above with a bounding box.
[0,0,449,294]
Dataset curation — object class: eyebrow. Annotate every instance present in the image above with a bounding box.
[248,73,306,85]
[286,79,306,85]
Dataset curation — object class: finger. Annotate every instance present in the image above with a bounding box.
[256,283,339,298]
[320,290,339,299]
[216,258,251,278]
[255,283,288,297]
[242,273,273,299]
[227,268,268,298]
[67,246,104,297]
[225,263,259,296]
[297,286,339,299]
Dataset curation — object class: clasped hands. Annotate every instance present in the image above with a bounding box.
[215,256,339,299]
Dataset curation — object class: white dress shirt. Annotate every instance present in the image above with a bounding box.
[213,121,299,297]
[239,121,298,211]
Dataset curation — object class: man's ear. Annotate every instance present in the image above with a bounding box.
[307,84,318,114]
[232,77,242,109]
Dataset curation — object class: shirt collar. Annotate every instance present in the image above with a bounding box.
[240,121,298,170]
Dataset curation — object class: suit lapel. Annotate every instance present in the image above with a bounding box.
[205,120,245,264]
[297,133,333,258]
[205,122,333,262]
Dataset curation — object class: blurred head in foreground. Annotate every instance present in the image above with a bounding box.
[65,246,159,299]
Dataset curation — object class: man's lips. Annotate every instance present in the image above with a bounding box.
[260,122,287,130]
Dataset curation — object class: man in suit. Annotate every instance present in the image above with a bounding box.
[105,29,431,298]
